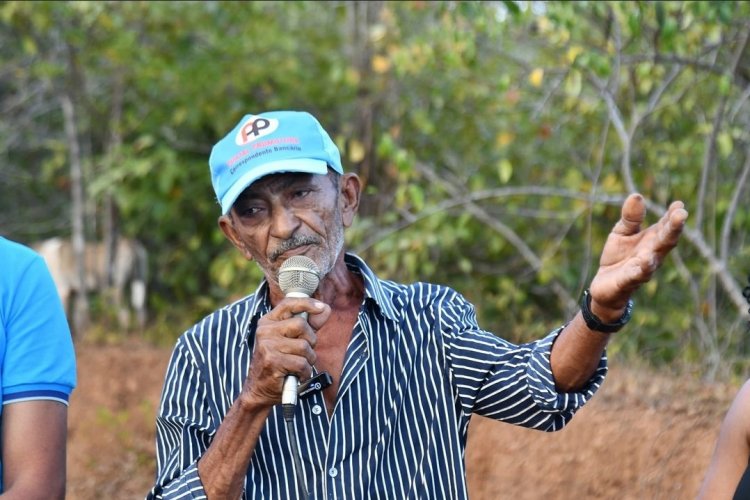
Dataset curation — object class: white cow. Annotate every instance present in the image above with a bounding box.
[32,237,148,331]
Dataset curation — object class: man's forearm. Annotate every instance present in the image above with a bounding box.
[549,312,611,392]
[197,397,273,499]
[2,401,68,500]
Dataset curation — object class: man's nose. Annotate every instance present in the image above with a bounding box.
[269,206,301,239]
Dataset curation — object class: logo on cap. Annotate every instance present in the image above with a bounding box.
[235,116,279,146]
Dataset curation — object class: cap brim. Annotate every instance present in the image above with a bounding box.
[220,158,329,214]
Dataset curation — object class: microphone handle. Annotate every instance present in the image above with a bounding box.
[281,293,310,409]
[282,374,299,408]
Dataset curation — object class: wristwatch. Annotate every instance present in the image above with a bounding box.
[580,289,634,333]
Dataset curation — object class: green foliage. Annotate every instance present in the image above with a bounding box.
[1,1,749,378]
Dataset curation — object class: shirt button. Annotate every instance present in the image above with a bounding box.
[328,467,338,478]
[312,404,323,415]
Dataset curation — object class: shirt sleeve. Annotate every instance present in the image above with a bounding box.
[439,290,607,432]
[148,336,211,499]
[3,253,76,405]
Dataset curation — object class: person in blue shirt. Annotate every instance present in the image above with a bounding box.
[0,236,77,498]
[149,110,688,499]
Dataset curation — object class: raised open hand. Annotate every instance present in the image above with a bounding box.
[588,193,688,315]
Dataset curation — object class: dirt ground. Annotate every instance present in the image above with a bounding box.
[67,338,738,500]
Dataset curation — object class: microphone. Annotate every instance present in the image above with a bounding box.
[278,255,321,414]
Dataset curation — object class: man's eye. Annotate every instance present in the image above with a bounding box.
[239,206,263,217]
[293,189,312,199]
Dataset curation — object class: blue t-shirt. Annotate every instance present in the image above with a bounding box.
[0,236,77,489]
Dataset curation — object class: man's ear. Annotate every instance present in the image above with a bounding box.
[218,214,253,261]
[339,173,361,228]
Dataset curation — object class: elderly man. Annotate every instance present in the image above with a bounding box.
[148,110,688,499]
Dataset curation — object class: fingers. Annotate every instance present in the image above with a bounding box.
[243,337,316,407]
[262,314,319,344]
[654,201,689,252]
[256,297,327,351]
[630,200,688,277]
[591,197,688,309]
[259,298,329,338]
[612,193,646,236]
[270,338,317,378]
[244,298,330,406]
[267,297,328,324]
[613,195,688,248]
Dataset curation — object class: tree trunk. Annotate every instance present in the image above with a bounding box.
[60,93,88,337]
[104,70,125,291]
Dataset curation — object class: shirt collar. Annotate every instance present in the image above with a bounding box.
[241,280,271,342]
[241,252,399,341]
[343,253,399,322]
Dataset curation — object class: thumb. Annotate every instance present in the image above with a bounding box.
[612,193,646,236]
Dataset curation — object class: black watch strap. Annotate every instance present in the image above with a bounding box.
[580,289,633,333]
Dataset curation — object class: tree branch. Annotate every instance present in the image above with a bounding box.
[414,161,579,311]
[720,146,750,261]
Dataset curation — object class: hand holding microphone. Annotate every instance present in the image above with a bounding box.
[278,255,321,419]
[277,255,323,500]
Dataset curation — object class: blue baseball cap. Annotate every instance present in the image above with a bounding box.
[209,110,344,214]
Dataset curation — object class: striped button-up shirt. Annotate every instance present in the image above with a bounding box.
[148,253,606,499]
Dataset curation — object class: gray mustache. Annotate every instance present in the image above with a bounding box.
[270,235,322,262]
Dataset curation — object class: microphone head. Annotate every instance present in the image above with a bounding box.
[278,255,321,296]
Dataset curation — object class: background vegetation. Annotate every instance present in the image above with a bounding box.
[1,0,749,381]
